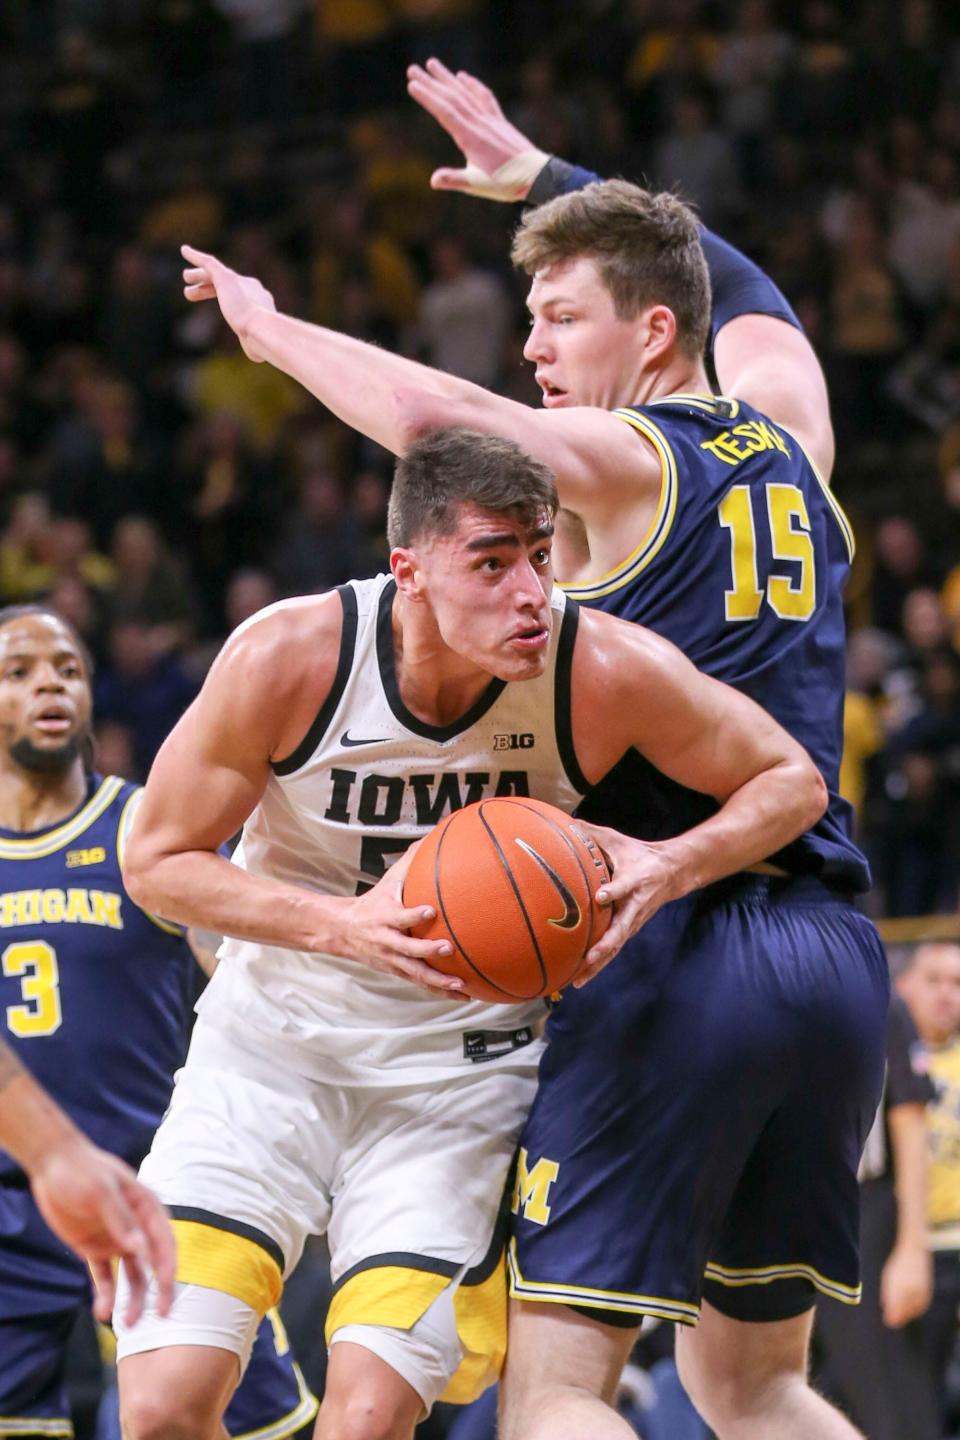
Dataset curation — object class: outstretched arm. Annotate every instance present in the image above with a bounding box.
[180,246,655,521]
[407,58,834,479]
[0,1040,175,1325]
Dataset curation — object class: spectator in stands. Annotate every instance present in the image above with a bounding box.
[192,315,307,451]
[711,0,793,172]
[108,515,199,654]
[651,86,743,230]
[417,234,511,389]
[305,191,419,341]
[880,647,960,916]
[868,515,934,638]
[47,376,162,545]
[94,617,198,780]
[897,941,960,1438]
[174,408,276,606]
[816,988,937,1440]
[0,492,53,601]
[269,464,357,595]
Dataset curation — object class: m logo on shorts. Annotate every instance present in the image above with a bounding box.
[512,1147,560,1226]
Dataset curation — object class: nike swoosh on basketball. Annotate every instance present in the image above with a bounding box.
[340,730,389,747]
[514,839,582,930]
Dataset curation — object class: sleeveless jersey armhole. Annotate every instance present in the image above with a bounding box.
[777,422,856,562]
[271,585,359,777]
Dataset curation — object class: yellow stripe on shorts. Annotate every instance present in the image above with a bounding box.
[171,1217,283,1315]
[325,1248,508,1406]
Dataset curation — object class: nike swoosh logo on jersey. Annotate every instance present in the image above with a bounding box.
[514,839,582,930]
[340,730,389,747]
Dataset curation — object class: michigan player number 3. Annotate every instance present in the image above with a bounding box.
[3,940,62,1037]
[718,482,815,623]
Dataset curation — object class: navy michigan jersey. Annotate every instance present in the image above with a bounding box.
[0,774,191,1184]
[0,775,318,1438]
[566,393,869,892]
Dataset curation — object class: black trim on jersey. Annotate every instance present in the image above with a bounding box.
[376,578,507,740]
[554,599,590,794]
[329,1199,507,1298]
[271,586,359,776]
[168,1204,285,1272]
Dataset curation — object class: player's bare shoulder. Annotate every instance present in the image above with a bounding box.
[207,590,347,763]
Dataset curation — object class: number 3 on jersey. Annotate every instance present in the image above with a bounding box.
[3,940,62,1037]
[719,483,815,623]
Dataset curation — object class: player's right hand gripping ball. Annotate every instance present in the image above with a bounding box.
[404,798,611,1002]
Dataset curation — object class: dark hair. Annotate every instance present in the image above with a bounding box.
[0,603,95,771]
[512,179,711,360]
[387,429,559,548]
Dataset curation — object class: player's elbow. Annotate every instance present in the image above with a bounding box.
[391,386,467,453]
[797,759,829,832]
[121,830,164,912]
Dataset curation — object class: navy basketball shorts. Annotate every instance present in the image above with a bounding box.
[509,875,890,1327]
[0,1186,315,1438]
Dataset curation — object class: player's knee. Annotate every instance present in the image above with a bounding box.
[120,1387,219,1440]
[675,1330,798,1429]
[318,1387,419,1440]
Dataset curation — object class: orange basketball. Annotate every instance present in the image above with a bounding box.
[404,797,612,1003]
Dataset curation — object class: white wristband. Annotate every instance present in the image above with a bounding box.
[457,148,551,202]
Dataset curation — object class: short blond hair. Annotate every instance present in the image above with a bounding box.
[512,180,711,360]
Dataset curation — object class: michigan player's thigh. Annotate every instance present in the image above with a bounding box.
[703,894,890,1320]
[510,908,785,1320]
[675,1298,815,1412]
[119,1340,240,1440]
[499,1300,638,1437]
[0,1311,76,1434]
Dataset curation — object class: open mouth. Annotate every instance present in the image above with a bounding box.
[538,376,568,406]
[31,707,73,734]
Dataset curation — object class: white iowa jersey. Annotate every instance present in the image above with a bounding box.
[201,574,591,1083]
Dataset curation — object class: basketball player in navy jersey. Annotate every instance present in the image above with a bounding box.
[176,71,888,1434]
[0,606,317,1440]
[116,428,824,1440]
[0,1036,174,1326]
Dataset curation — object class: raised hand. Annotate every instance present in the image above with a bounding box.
[406,57,548,201]
[181,245,276,362]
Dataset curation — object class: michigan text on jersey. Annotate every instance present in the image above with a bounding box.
[0,888,123,928]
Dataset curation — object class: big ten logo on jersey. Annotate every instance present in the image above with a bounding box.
[494,732,534,751]
[65,846,106,868]
[324,767,534,893]
[511,1147,560,1226]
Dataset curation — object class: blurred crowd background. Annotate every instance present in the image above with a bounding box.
[0,0,958,917]
[2,3,960,1438]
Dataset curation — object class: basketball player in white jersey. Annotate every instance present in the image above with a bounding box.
[115,429,825,1440]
